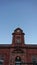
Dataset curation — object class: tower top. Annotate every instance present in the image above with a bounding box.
[12,27,25,47]
[12,28,25,35]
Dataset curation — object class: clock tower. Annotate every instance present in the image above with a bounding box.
[12,28,25,47]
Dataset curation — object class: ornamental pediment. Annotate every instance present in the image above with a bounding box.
[12,48,24,53]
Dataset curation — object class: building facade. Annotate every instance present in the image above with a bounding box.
[0,28,37,65]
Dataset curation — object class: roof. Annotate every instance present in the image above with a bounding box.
[0,44,37,49]
[12,27,25,35]
[0,44,11,48]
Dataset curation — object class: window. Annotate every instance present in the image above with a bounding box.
[0,55,4,65]
[32,56,37,65]
[15,56,21,65]
[0,62,3,65]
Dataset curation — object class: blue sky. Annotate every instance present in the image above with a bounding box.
[0,0,37,44]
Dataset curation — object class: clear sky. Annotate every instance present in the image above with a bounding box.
[0,0,37,44]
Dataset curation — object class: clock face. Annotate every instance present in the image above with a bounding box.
[17,30,20,32]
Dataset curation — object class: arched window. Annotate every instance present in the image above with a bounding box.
[15,56,21,65]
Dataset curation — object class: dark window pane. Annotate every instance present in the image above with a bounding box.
[0,61,3,65]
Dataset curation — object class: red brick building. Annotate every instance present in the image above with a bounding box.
[0,28,37,65]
